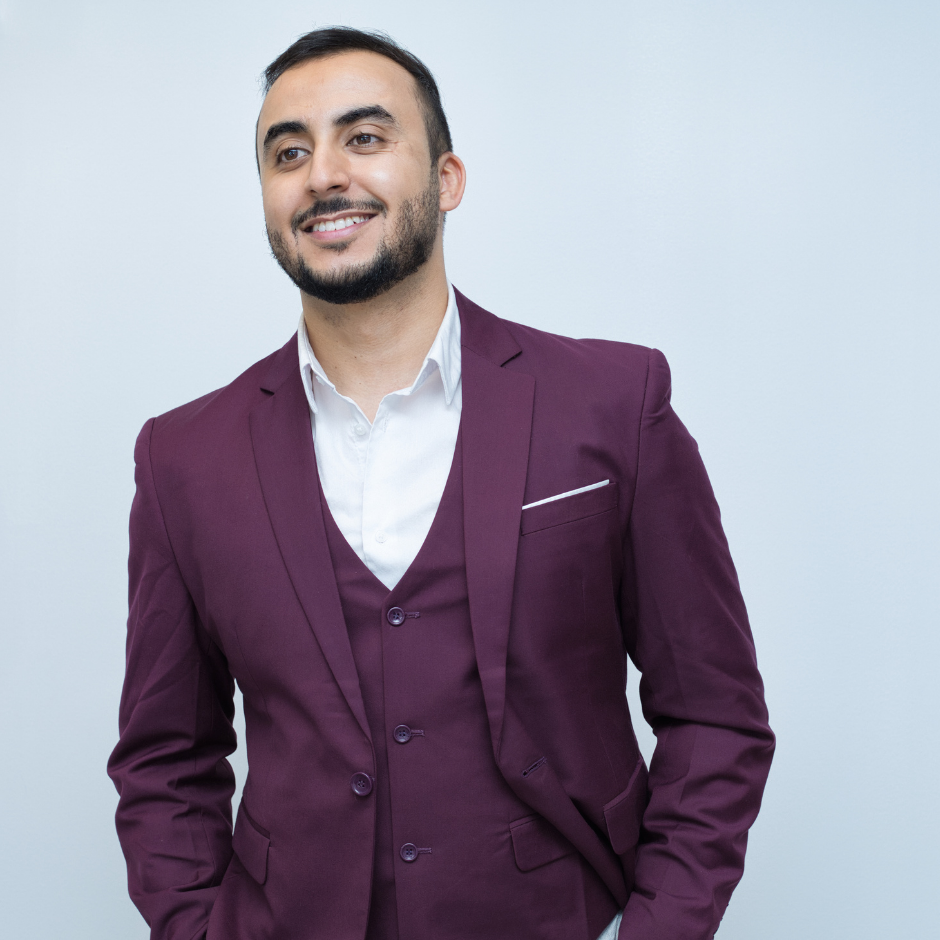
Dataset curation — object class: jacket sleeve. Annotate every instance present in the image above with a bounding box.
[618,350,775,940]
[107,418,237,940]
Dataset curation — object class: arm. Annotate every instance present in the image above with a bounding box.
[619,350,774,939]
[107,418,237,940]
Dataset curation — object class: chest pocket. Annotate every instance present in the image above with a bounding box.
[521,481,619,536]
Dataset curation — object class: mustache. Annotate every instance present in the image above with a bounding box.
[291,197,386,233]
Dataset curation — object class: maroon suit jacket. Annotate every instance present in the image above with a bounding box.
[108,290,774,940]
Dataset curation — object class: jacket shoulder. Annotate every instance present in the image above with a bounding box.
[497,317,660,405]
[456,288,656,378]
[141,336,294,461]
[505,317,653,367]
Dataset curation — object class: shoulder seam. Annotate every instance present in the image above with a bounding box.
[145,417,196,602]
[631,348,656,511]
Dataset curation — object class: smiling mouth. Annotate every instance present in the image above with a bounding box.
[302,213,375,235]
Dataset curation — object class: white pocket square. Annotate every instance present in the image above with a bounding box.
[522,480,610,511]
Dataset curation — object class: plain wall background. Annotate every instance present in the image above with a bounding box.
[1,1,938,937]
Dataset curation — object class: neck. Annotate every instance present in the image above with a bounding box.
[300,255,449,423]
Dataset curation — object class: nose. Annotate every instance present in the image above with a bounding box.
[305,144,350,197]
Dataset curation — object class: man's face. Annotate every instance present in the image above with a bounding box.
[257,51,443,305]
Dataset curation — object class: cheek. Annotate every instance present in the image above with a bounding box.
[362,165,397,190]
[355,157,425,204]
[261,181,298,231]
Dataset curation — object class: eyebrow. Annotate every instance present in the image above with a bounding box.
[333,105,399,130]
[262,120,308,158]
[261,106,400,161]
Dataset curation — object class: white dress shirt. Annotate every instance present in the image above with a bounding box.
[297,284,462,590]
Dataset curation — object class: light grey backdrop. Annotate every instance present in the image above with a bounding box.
[1,1,937,937]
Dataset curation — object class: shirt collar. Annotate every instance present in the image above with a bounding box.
[425,282,461,405]
[296,283,461,415]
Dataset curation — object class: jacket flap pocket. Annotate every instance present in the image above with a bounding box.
[602,761,648,856]
[510,814,575,872]
[232,801,270,885]
[521,481,618,536]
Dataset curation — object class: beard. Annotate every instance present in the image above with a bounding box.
[266,178,441,305]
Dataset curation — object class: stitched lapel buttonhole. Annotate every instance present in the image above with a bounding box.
[522,756,547,777]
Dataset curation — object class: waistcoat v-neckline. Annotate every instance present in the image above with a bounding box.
[318,428,464,599]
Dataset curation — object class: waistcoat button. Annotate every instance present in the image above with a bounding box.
[350,772,373,797]
[387,607,405,626]
[400,843,418,862]
[393,724,413,744]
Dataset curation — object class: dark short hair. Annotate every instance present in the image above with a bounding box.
[262,27,453,164]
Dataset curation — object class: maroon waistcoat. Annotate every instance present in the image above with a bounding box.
[320,434,615,940]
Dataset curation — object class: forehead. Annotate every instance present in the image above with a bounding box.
[258,50,422,135]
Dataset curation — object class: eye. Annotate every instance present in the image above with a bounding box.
[351,133,380,147]
[277,146,308,164]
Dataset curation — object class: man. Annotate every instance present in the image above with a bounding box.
[108,27,773,940]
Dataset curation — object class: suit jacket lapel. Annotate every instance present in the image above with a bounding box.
[458,290,535,756]
[249,341,371,741]
[458,295,628,905]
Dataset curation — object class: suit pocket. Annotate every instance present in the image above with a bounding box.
[603,760,648,887]
[521,481,619,536]
[510,814,576,872]
[232,800,270,885]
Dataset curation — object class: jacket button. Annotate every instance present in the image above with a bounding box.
[387,607,405,626]
[350,772,373,797]
[400,843,418,862]
[393,724,413,744]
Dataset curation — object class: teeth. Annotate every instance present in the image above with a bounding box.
[312,215,366,233]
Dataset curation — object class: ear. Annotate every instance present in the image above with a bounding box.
[437,152,467,212]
